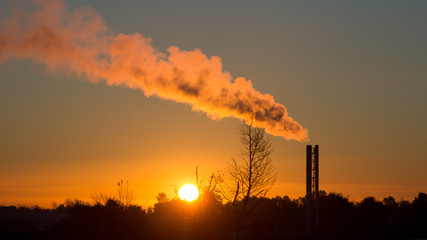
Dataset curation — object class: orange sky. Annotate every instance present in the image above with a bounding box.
[1,0,426,208]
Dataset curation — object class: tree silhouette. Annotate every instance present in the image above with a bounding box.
[224,120,276,239]
[117,180,134,207]
[2,191,427,239]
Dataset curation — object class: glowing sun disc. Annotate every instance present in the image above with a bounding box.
[178,184,199,202]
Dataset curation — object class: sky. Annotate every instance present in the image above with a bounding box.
[1,0,426,208]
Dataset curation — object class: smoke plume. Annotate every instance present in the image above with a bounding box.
[0,0,308,141]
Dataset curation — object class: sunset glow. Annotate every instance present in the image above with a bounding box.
[0,0,426,213]
[178,184,199,202]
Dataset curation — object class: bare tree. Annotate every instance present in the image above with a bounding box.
[90,190,113,205]
[90,179,134,207]
[117,179,134,207]
[225,119,276,239]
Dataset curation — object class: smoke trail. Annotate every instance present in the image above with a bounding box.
[0,0,308,141]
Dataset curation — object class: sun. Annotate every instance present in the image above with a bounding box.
[178,184,199,202]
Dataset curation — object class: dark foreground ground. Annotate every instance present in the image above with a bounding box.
[1,192,426,240]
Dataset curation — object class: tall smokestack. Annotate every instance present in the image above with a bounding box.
[0,0,308,141]
[314,145,319,231]
[306,145,312,233]
[306,145,319,233]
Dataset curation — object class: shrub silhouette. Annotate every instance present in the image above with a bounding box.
[63,199,150,240]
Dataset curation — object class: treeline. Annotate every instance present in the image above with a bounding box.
[1,191,426,240]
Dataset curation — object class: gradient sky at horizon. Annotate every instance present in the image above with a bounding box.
[1,0,426,207]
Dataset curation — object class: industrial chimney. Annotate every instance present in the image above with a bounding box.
[306,145,319,233]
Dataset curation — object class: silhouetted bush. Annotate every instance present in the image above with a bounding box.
[57,198,150,240]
